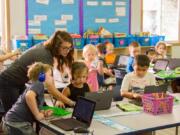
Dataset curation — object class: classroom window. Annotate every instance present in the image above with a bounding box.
[143,0,180,41]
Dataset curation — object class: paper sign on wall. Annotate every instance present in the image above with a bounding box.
[36,0,49,5]
[61,0,74,4]
[61,15,73,21]
[54,20,67,25]
[55,28,67,32]
[109,18,119,23]
[28,20,41,26]
[116,7,126,16]
[29,29,41,34]
[115,2,126,6]
[87,1,98,6]
[101,1,112,6]
[34,15,47,21]
[95,18,106,23]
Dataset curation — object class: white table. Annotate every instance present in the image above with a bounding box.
[39,94,180,135]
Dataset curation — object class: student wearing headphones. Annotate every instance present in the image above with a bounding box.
[3,62,53,135]
[0,31,75,112]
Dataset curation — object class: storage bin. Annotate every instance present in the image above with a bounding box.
[142,94,174,115]
[114,37,128,48]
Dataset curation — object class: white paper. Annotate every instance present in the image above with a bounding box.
[115,1,126,6]
[36,0,49,5]
[61,15,73,21]
[28,20,41,26]
[116,7,126,16]
[34,15,47,21]
[87,1,98,6]
[95,18,106,23]
[54,20,67,25]
[29,29,41,34]
[55,28,67,32]
[101,1,112,6]
[108,18,119,23]
[61,0,74,4]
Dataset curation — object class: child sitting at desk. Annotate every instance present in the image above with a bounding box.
[126,42,141,73]
[62,61,92,102]
[155,41,167,59]
[96,43,114,77]
[83,44,104,92]
[3,62,54,135]
[121,55,156,99]
[104,42,116,65]
[146,48,157,63]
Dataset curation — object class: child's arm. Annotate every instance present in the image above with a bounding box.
[0,50,20,62]
[62,87,71,97]
[121,91,141,99]
[88,84,93,92]
[103,67,114,77]
[45,76,75,107]
[97,60,104,75]
[25,90,45,121]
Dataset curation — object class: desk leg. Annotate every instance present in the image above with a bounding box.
[176,126,179,135]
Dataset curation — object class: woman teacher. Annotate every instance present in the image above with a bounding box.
[0,31,75,112]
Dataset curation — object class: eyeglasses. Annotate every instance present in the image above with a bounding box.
[60,46,73,52]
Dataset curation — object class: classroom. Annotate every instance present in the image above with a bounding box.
[0,0,180,135]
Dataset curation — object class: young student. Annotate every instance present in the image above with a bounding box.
[3,62,55,135]
[146,48,157,63]
[121,55,156,99]
[96,43,114,77]
[126,42,141,73]
[155,41,167,58]
[104,42,116,65]
[83,44,104,92]
[62,61,92,102]
[53,57,71,91]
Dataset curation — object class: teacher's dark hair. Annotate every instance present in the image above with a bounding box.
[44,31,74,71]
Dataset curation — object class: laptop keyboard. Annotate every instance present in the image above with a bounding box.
[51,118,87,131]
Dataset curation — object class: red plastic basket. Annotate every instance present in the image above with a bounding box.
[142,94,174,115]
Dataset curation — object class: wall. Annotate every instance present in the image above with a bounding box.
[10,0,26,37]
[9,0,142,37]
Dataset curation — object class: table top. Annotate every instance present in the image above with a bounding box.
[39,94,180,135]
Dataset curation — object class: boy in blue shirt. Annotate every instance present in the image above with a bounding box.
[126,42,141,73]
[2,62,57,135]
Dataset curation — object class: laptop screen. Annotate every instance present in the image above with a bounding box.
[73,97,96,125]
[117,55,129,66]
[154,60,168,71]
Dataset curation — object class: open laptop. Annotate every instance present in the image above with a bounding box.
[85,91,113,111]
[153,59,169,72]
[50,97,96,131]
[168,58,180,70]
[111,55,129,69]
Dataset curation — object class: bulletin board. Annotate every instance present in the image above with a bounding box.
[25,0,131,36]
[25,0,79,36]
[83,0,131,34]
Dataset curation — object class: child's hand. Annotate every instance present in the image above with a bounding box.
[36,112,45,121]
[55,101,65,108]
[133,93,142,99]
[44,110,53,117]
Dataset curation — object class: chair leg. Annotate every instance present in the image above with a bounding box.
[175,126,179,135]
